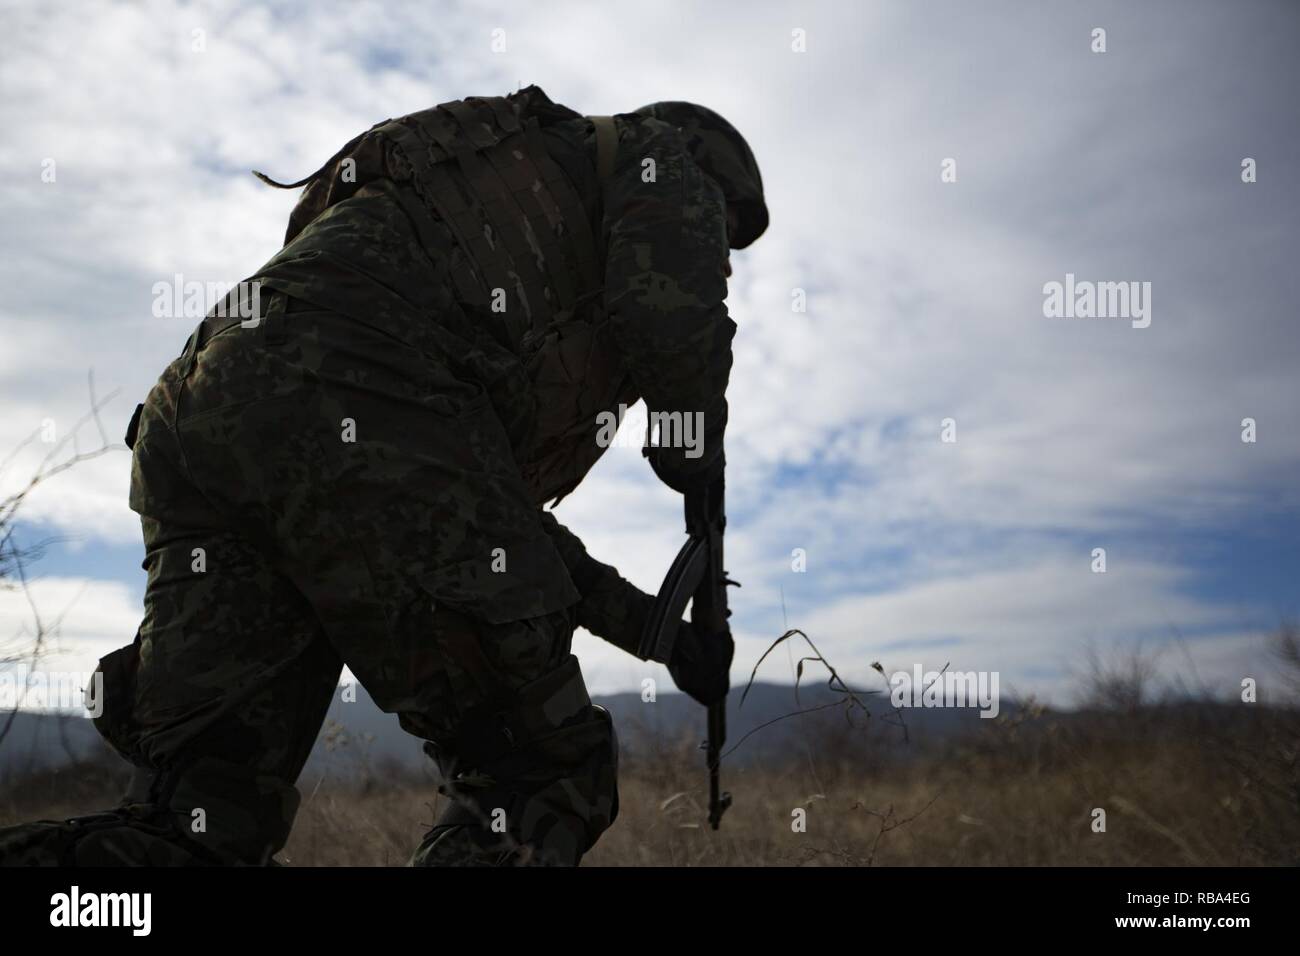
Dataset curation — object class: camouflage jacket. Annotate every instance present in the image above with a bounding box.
[248,86,733,656]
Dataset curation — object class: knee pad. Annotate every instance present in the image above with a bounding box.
[414,657,620,866]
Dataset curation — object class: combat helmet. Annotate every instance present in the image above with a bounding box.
[634,101,769,249]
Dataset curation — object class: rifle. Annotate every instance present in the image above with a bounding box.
[640,473,734,829]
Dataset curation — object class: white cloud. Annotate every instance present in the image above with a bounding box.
[0,575,139,679]
[1,0,1295,706]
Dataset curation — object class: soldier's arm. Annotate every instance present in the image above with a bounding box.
[601,119,736,489]
[539,511,653,659]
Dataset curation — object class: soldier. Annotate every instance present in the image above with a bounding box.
[0,85,767,866]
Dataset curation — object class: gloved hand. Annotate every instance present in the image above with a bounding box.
[644,444,724,496]
[668,620,734,706]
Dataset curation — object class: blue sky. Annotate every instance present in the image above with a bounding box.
[1,0,1297,708]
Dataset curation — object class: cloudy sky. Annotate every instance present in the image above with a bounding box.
[1,0,1296,712]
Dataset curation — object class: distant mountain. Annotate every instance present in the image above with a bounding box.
[0,681,1012,784]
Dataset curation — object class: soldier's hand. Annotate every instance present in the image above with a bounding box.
[668,621,733,706]
[644,444,723,496]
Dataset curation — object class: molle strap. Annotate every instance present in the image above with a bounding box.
[522,119,601,293]
[481,137,579,317]
[486,96,522,134]
[434,163,518,315]
[420,111,529,340]
[441,104,556,337]
[381,174,461,291]
[440,97,501,150]
[378,96,606,347]
[377,118,488,306]
[588,115,618,185]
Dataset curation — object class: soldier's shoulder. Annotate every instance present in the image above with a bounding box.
[616,113,687,153]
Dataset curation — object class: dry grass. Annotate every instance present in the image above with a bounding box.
[4,694,1295,866]
[582,699,1299,866]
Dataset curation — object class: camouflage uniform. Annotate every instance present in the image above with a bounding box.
[0,86,766,866]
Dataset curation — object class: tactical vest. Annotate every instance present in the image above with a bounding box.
[264,92,638,505]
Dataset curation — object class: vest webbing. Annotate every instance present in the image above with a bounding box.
[588,115,618,184]
[374,96,602,352]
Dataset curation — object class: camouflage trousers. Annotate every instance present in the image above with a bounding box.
[0,292,617,866]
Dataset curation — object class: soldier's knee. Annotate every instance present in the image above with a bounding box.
[0,810,225,867]
[121,757,300,865]
[0,757,301,868]
[511,702,619,863]
[412,656,620,867]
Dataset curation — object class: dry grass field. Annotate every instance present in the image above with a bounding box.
[4,691,1296,866]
